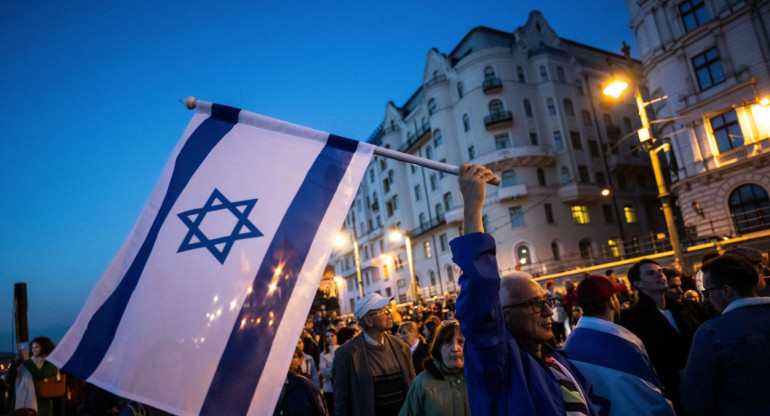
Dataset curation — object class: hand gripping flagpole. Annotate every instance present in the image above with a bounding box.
[181,96,500,186]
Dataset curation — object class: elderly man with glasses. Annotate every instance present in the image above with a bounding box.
[450,164,598,416]
[332,292,415,416]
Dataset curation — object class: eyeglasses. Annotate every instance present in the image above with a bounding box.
[701,286,721,297]
[366,308,392,318]
[502,297,555,313]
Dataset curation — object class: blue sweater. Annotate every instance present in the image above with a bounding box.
[451,233,598,416]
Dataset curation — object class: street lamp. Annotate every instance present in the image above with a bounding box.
[603,42,685,270]
[389,230,419,304]
[336,231,364,297]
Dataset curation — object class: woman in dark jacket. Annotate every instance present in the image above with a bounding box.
[6,337,61,416]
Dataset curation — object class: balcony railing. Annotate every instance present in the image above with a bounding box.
[409,215,446,239]
[717,142,759,164]
[484,110,513,129]
[398,124,431,153]
[482,76,502,93]
[425,74,448,89]
[471,145,554,169]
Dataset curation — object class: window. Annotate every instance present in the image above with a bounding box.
[435,203,444,218]
[509,207,525,227]
[462,114,470,132]
[537,169,547,186]
[596,172,607,188]
[439,159,447,178]
[446,265,455,282]
[419,212,427,227]
[551,241,561,261]
[425,145,433,160]
[561,166,571,184]
[579,239,594,260]
[392,195,399,210]
[369,169,375,183]
[379,158,386,171]
[563,99,575,117]
[588,140,600,157]
[608,239,620,257]
[424,241,432,258]
[386,201,394,217]
[680,0,708,32]
[489,99,504,114]
[570,131,583,150]
[711,110,743,152]
[544,204,554,224]
[428,99,437,115]
[495,133,512,149]
[439,234,448,251]
[502,170,518,186]
[429,173,437,191]
[556,66,566,83]
[693,48,725,90]
[444,192,454,210]
[622,117,633,134]
[729,184,770,234]
[383,178,390,194]
[578,165,590,183]
[553,131,564,151]
[582,110,593,126]
[530,132,539,145]
[517,66,526,82]
[429,270,436,286]
[468,145,476,160]
[572,205,590,224]
[540,65,548,82]
[603,204,615,223]
[414,185,422,201]
[433,130,443,147]
[624,205,638,224]
[576,79,584,95]
[517,245,532,266]
[457,82,464,98]
[547,98,556,116]
[524,99,534,117]
[484,66,496,81]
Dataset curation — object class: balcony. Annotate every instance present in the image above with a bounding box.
[408,215,446,239]
[606,153,650,173]
[424,74,448,89]
[482,76,502,94]
[484,110,513,130]
[497,184,528,202]
[472,145,555,170]
[382,124,400,135]
[444,207,463,225]
[398,124,431,153]
[717,141,762,165]
[558,182,602,203]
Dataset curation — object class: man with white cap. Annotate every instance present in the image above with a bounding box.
[564,275,675,415]
[332,292,415,416]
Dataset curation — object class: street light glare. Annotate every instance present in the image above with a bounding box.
[601,188,611,196]
[389,230,404,242]
[761,97,770,106]
[335,234,348,248]
[603,81,629,98]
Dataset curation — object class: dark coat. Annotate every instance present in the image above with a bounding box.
[619,292,701,415]
[273,374,327,416]
[412,340,430,374]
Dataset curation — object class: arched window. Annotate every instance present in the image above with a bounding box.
[551,241,561,261]
[457,82,464,98]
[579,239,594,260]
[435,203,444,218]
[623,117,633,133]
[556,66,566,82]
[561,166,570,184]
[388,169,395,183]
[576,79,584,95]
[419,212,427,226]
[421,117,428,129]
[428,99,437,115]
[563,99,575,116]
[433,129,443,146]
[537,168,547,186]
[554,131,564,151]
[517,245,532,266]
[502,170,518,186]
[603,113,612,126]
[523,99,533,117]
[425,145,433,160]
[547,98,556,116]
[443,192,454,210]
[429,270,436,286]
[582,110,593,126]
[484,66,496,81]
[540,65,548,81]
[489,99,504,114]
[446,265,455,282]
[462,114,470,132]
[517,66,526,82]
[729,184,770,234]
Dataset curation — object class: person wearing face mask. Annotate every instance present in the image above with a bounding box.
[564,276,675,415]
[398,320,470,416]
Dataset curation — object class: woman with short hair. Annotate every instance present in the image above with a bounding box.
[6,336,60,416]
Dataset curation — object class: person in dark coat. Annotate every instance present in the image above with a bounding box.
[274,347,328,416]
[397,322,430,374]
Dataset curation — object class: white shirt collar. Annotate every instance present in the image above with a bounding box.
[363,332,385,346]
[410,338,419,353]
[721,297,770,315]
[573,316,648,354]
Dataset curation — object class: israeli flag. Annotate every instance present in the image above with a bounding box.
[48,100,374,416]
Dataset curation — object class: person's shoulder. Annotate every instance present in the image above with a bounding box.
[289,373,321,393]
[387,333,410,350]
[335,335,360,356]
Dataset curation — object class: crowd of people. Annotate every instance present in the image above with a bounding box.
[4,164,770,416]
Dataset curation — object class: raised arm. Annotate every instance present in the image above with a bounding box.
[459,163,497,233]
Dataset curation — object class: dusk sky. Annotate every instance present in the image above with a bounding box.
[0,0,638,351]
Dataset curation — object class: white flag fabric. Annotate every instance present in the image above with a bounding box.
[48,100,374,416]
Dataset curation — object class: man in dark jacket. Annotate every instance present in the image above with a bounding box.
[620,259,697,415]
[274,347,327,416]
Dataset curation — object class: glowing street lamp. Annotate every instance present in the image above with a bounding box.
[336,230,363,297]
[390,230,418,303]
[602,81,629,98]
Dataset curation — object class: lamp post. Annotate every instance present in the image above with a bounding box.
[603,43,685,270]
[336,232,364,298]
[389,230,419,304]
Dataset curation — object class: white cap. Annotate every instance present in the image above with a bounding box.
[354,292,393,320]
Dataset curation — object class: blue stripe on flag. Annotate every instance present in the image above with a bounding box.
[199,134,359,416]
[63,104,241,378]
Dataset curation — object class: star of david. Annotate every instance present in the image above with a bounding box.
[177,189,263,264]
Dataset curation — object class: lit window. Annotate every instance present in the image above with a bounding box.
[424,241,432,258]
[624,205,638,224]
[680,0,709,32]
[608,239,620,257]
[509,207,525,228]
[692,47,725,90]
[711,110,743,152]
[517,245,531,265]
[572,205,590,224]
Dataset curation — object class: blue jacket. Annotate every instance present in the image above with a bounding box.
[681,299,770,415]
[451,233,598,416]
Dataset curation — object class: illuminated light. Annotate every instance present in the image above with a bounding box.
[519,258,527,265]
[240,318,246,329]
[269,311,274,318]
[638,127,651,142]
[268,319,274,327]
[230,300,237,310]
[216,308,222,317]
[657,233,666,240]
[256,317,262,324]
[335,234,348,248]
[268,282,277,293]
[247,286,253,294]
[213,295,219,303]
[209,314,215,322]
[601,189,611,196]
[603,81,629,98]
[389,230,404,242]
[200,338,205,343]
[761,98,770,106]
[274,265,283,277]
[205,313,210,318]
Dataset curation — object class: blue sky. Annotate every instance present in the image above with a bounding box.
[0,0,637,351]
